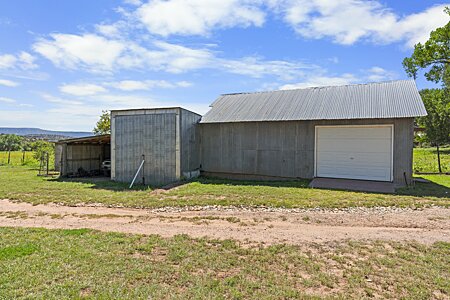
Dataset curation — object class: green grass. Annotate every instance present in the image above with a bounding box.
[0,227,448,299]
[0,166,449,209]
[0,151,39,167]
[413,147,450,173]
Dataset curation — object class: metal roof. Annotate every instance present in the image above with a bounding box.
[200,80,427,123]
[56,134,110,144]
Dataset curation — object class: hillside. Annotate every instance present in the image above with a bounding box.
[0,127,92,138]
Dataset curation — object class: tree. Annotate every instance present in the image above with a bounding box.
[418,89,450,172]
[30,140,54,162]
[403,7,450,87]
[0,134,23,164]
[93,110,111,135]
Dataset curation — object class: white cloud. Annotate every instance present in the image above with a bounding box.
[365,66,397,82]
[378,5,450,47]
[279,66,398,90]
[60,83,107,96]
[124,0,142,6]
[40,93,84,105]
[280,73,358,90]
[0,97,16,103]
[136,0,265,36]
[0,96,33,107]
[33,34,125,73]
[0,54,16,69]
[0,51,37,70]
[107,79,193,91]
[273,1,449,47]
[33,33,310,79]
[0,79,19,87]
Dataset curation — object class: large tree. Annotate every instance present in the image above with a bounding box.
[403,7,450,87]
[93,110,111,135]
[418,89,450,172]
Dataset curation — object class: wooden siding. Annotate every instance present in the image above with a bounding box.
[113,113,177,185]
[200,118,414,185]
[180,109,202,174]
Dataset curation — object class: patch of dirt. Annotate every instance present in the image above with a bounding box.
[0,199,449,245]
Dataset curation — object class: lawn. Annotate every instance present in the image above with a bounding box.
[0,166,449,209]
[0,227,448,299]
[413,147,450,173]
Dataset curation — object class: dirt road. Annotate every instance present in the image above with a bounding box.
[0,199,448,245]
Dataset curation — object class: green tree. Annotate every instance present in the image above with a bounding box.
[403,7,450,87]
[418,89,450,172]
[30,140,54,162]
[0,134,23,164]
[93,110,111,135]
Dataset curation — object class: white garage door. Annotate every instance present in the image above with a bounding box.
[315,126,393,181]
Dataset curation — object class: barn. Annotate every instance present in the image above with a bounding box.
[199,80,427,186]
[56,79,426,188]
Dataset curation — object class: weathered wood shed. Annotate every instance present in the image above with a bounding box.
[111,107,201,186]
[199,80,427,186]
[55,134,111,176]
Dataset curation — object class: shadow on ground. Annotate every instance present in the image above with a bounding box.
[397,178,450,198]
[48,176,150,192]
[49,174,449,199]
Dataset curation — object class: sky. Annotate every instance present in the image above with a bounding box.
[0,0,448,131]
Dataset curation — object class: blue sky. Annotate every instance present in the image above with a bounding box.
[0,0,448,131]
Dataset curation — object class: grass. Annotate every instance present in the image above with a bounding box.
[0,151,39,167]
[413,147,450,173]
[0,227,448,299]
[0,165,449,209]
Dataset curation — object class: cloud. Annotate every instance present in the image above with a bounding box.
[279,66,398,90]
[33,33,311,79]
[59,83,107,96]
[33,34,126,73]
[136,0,265,36]
[365,66,397,82]
[280,73,358,90]
[0,79,19,87]
[106,79,193,91]
[0,97,16,103]
[0,51,37,70]
[0,96,33,107]
[272,1,449,47]
[40,93,84,105]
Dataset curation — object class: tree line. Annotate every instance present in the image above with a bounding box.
[0,134,54,164]
[403,7,450,173]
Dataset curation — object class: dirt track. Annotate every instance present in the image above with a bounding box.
[0,199,449,245]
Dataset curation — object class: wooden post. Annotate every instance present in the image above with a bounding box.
[22,150,25,164]
[7,148,11,165]
[46,152,49,176]
[437,144,442,173]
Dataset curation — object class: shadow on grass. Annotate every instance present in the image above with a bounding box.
[49,175,311,192]
[191,176,312,188]
[396,178,450,198]
[47,174,449,199]
[48,176,151,192]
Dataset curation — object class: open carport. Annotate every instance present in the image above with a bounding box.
[55,134,111,177]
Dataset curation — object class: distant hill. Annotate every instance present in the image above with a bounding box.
[0,128,92,138]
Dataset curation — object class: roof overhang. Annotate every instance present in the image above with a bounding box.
[56,134,110,145]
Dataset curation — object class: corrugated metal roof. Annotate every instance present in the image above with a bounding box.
[200,80,427,123]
